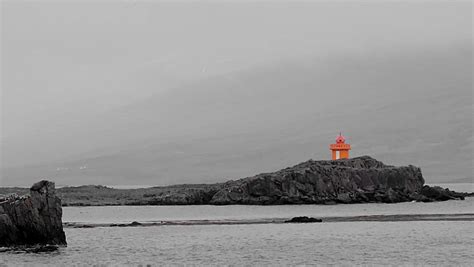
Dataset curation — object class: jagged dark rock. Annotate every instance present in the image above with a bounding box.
[0,180,66,248]
[56,156,471,205]
[0,156,467,207]
[285,216,322,223]
[209,156,432,204]
[420,185,465,201]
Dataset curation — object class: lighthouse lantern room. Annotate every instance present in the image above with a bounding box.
[330,133,351,160]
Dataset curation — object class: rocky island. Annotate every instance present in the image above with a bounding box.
[0,180,66,249]
[206,156,467,205]
[1,156,464,207]
[0,157,469,208]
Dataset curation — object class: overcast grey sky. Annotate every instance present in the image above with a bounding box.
[3,1,469,135]
[1,0,472,186]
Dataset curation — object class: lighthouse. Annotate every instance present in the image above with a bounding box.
[330,133,351,160]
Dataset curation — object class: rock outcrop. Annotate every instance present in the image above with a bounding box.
[2,156,465,207]
[419,185,466,201]
[208,156,464,204]
[0,180,66,247]
[285,216,322,223]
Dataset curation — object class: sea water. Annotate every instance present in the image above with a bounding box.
[61,196,474,224]
[1,187,473,266]
[3,221,472,266]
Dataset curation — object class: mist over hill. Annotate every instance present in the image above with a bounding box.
[2,44,472,186]
[1,1,471,187]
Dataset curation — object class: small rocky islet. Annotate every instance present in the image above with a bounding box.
[285,216,323,223]
[53,156,467,206]
[1,156,469,207]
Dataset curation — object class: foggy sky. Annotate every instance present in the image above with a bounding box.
[1,0,472,186]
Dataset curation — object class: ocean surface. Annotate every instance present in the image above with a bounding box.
[1,184,473,266]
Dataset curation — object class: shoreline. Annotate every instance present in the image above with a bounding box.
[58,195,474,207]
[1,182,472,191]
[1,187,472,207]
[1,157,471,206]
[63,213,474,228]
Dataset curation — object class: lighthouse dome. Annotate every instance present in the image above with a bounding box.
[336,134,345,144]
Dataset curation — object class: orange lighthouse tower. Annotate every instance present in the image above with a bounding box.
[330,133,351,160]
